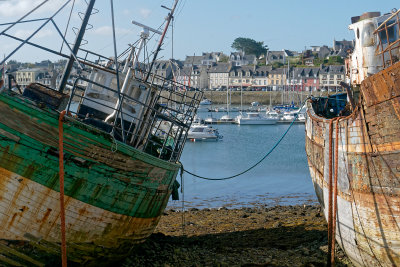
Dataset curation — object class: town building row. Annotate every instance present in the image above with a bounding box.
[2,39,352,92]
[153,60,346,92]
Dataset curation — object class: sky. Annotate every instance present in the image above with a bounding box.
[0,0,399,64]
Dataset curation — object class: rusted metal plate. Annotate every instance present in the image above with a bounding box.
[361,61,400,107]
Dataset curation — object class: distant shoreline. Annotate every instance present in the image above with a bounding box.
[174,91,334,105]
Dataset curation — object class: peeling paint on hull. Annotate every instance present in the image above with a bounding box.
[305,61,400,266]
[0,92,180,264]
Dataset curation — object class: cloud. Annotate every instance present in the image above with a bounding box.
[0,0,69,18]
[123,9,131,16]
[139,8,151,19]
[14,29,54,39]
[92,26,131,36]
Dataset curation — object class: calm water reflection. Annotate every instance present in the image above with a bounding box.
[168,110,317,209]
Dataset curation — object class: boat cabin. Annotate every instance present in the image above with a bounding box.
[349,11,400,85]
[312,9,400,119]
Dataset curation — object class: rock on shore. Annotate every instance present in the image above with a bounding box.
[123,205,352,267]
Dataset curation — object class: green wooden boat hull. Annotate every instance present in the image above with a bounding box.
[0,91,180,264]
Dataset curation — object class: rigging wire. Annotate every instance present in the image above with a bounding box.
[181,98,310,181]
[174,0,187,23]
[60,0,76,53]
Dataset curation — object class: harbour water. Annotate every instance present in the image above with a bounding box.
[168,109,317,210]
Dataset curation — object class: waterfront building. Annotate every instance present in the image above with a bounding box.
[252,65,271,90]
[198,66,209,90]
[208,63,231,89]
[152,59,182,86]
[267,68,287,91]
[183,55,203,67]
[310,45,332,59]
[319,65,345,91]
[229,52,257,66]
[15,68,46,88]
[333,38,354,52]
[229,65,253,90]
[291,67,320,92]
[183,52,225,67]
[176,65,201,89]
[265,50,297,65]
[36,72,60,88]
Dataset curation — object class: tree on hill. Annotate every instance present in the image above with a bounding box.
[231,37,268,57]
[218,54,229,63]
[272,62,284,68]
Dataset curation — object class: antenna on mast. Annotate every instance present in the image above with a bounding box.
[131,20,163,35]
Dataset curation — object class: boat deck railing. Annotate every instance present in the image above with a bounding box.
[374,9,400,68]
[67,70,203,162]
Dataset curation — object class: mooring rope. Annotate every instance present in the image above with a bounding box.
[327,119,334,267]
[331,117,340,266]
[58,110,68,267]
[327,116,342,267]
[180,98,309,181]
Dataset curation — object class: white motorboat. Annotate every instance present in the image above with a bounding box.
[192,115,204,124]
[251,101,259,107]
[187,124,223,141]
[266,110,281,120]
[297,112,305,122]
[214,107,227,112]
[204,115,218,124]
[200,98,212,105]
[237,112,277,125]
[219,114,236,123]
[277,111,305,123]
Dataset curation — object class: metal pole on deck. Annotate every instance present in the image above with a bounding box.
[58,0,96,93]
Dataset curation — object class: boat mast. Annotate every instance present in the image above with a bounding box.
[58,0,96,93]
[144,0,179,83]
[240,71,243,113]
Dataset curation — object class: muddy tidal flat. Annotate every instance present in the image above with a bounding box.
[123,205,353,267]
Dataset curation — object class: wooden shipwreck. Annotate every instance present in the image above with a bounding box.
[0,0,201,265]
[305,9,400,266]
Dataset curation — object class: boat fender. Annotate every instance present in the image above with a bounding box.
[171,180,180,200]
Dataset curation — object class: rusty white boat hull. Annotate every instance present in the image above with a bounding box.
[305,61,400,266]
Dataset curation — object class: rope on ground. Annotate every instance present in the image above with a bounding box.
[180,98,309,181]
[58,110,68,267]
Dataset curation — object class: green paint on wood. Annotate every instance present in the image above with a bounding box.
[0,92,181,218]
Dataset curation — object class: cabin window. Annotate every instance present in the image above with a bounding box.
[192,128,204,132]
[379,21,397,44]
[362,22,376,47]
[357,28,360,39]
